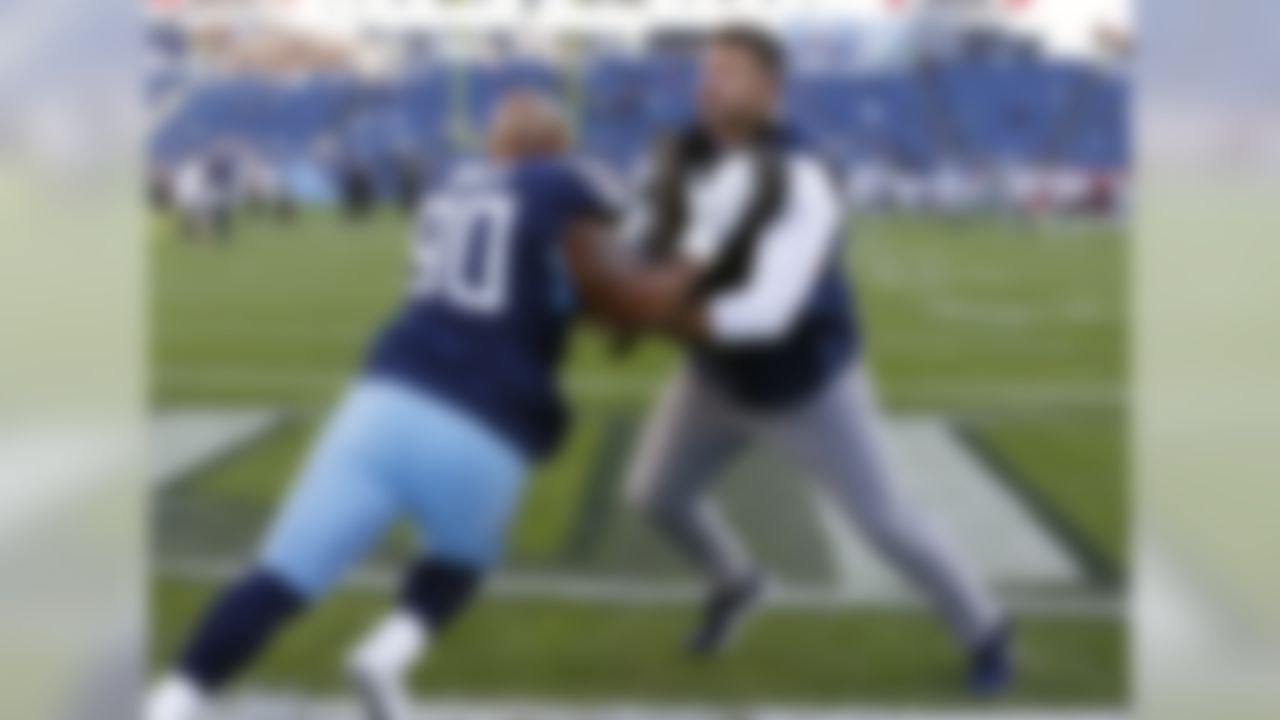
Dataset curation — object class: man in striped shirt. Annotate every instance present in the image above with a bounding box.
[621,26,1014,696]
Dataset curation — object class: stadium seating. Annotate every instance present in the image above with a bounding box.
[150,51,1129,200]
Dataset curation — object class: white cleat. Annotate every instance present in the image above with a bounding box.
[347,658,415,720]
[346,612,428,720]
[144,675,208,720]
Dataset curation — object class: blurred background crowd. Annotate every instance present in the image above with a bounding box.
[146,1,1130,242]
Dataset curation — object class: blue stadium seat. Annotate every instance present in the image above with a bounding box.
[149,53,1129,198]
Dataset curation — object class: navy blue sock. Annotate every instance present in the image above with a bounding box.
[401,559,481,630]
[178,569,307,691]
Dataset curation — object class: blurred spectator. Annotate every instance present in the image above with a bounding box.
[339,152,376,221]
[393,146,428,213]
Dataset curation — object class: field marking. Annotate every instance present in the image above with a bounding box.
[153,410,1120,619]
[214,695,1126,720]
[923,298,1117,330]
[158,367,1122,408]
[782,419,1088,600]
[808,487,863,594]
[158,294,1118,343]
[158,556,1122,619]
[151,408,287,488]
[887,420,1085,587]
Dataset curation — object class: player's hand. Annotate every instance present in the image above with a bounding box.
[635,262,700,326]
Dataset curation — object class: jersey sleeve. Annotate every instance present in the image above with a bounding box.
[706,154,844,344]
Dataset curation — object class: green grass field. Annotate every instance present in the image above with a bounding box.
[151,209,1127,706]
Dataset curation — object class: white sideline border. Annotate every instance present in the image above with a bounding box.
[156,367,1123,409]
[159,556,1122,619]
[214,695,1126,720]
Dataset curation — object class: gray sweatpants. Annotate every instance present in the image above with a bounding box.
[624,362,1003,647]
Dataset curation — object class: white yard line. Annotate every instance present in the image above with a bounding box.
[158,556,1123,619]
[157,367,1122,408]
[798,418,1087,603]
[807,486,865,595]
[151,408,286,488]
[887,419,1086,587]
[213,695,1126,720]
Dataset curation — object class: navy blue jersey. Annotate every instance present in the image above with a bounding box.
[365,158,614,458]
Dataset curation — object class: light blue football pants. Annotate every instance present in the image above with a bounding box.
[260,379,527,599]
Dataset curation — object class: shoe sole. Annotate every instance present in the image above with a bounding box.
[347,664,403,720]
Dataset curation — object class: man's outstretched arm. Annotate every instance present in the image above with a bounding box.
[563,218,704,337]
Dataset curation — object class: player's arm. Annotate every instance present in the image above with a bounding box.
[665,156,843,345]
[563,217,701,334]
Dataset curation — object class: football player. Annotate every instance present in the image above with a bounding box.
[146,91,700,720]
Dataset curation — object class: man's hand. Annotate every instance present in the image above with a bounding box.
[624,261,701,330]
[565,219,707,338]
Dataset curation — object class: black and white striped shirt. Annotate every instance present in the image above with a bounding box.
[630,125,859,409]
